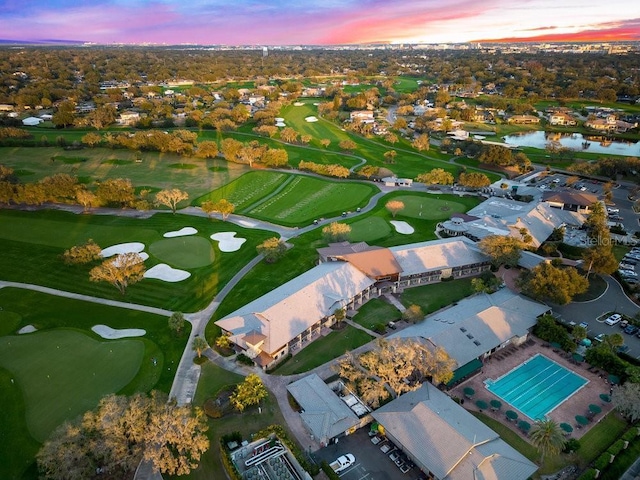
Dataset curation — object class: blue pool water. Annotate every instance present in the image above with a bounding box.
[485,354,588,420]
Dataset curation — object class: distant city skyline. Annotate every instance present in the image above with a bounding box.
[1,0,639,45]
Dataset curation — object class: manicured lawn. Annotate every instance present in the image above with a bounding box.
[400,278,476,313]
[0,209,272,312]
[346,191,483,247]
[0,287,184,480]
[0,330,144,442]
[148,236,216,269]
[576,412,627,467]
[271,326,373,375]
[246,175,376,226]
[192,170,290,210]
[352,298,401,330]
[389,194,469,220]
[348,216,392,242]
[600,433,640,479]
[192,362,245,406]
[0,146,250,199]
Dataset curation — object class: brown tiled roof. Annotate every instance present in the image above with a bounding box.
[341,249,403,278]
[243,330,266,346]
[542,191,598,207]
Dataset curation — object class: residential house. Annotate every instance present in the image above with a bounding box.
[117,111,141,126]
[349,110,375,123]
[549,111,577,126]
[371,383,538,480]
[507,114,540,125]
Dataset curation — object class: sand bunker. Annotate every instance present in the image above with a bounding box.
[305,116,318,122]
[164,227,197,238]
[18,325,37,334]
[390,221,415,234]
[92,324,146,339]
[210,232,247,252]
[313,102,320,106]
[275,117,285,122]
[101,242,145,258]
[293,102,304,106]
[144,264,191,282]
[275,122,286,127]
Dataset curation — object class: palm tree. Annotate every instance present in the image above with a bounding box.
[192,336,209,359]
[529,419,566,462]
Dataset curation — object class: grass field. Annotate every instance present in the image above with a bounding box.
[0,146,250,200]
[149,236,216,269]
[351,298,401,330]
[193,170,290,210]
[195,171,377,227]
[0,330,144,442]
[347,191,482,247]
[387,194,469,220]
[272,325,373,375]
[0,209,272,312]
[0,287,184,480]
[400,278,475,314]
[245,175,376,226]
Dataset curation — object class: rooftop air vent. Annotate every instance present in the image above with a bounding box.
[467,334,474,339]
[460,327,467,332]
[474,340,481,346]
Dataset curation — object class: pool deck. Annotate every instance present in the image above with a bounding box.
[450,338,615,440]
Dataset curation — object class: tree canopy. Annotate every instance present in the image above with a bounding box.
[335,338,455,408]
[257,237,287,263]
[478,235,526,267]
[36,391,209,479]
[230,374,268,412]
[519,263,588,304]
[89,252,146,295]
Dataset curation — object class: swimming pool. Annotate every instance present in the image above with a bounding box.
[485,354,588,420]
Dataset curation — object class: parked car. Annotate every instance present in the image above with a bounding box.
[618,345,630,353]
[621,320,629,329]
[595,333,606,343]
[330,454,355,473]
[605,314,622,326]
[371,435,384,445]
[380,443,393,454]
[579,322,589,329]
[389,451,401,462]
[624,325,638,335]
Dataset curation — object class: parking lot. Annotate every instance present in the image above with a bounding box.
[314,428,419,480]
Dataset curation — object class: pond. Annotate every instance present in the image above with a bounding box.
[503,131,640,156]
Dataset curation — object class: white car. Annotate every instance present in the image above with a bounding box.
[605,314,622,326]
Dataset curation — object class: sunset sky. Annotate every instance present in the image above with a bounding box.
[1,0,639,45]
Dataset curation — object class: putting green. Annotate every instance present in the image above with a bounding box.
[390,195,467,220]
[0,329,144,442]
[349,217,392,242]
[149,236,215,269]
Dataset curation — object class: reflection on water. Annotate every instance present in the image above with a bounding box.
[503,131,640,156]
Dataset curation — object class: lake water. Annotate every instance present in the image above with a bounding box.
[503,131,640,156]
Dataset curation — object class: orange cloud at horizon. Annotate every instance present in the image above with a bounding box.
[474,20,640,44]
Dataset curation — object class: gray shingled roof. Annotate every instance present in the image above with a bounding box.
[286,374,360,444]
[390,289,550,367]
[464,198,585,247]
[389,237,489,275]
[372,384,538,480]
[216,262,375,354]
